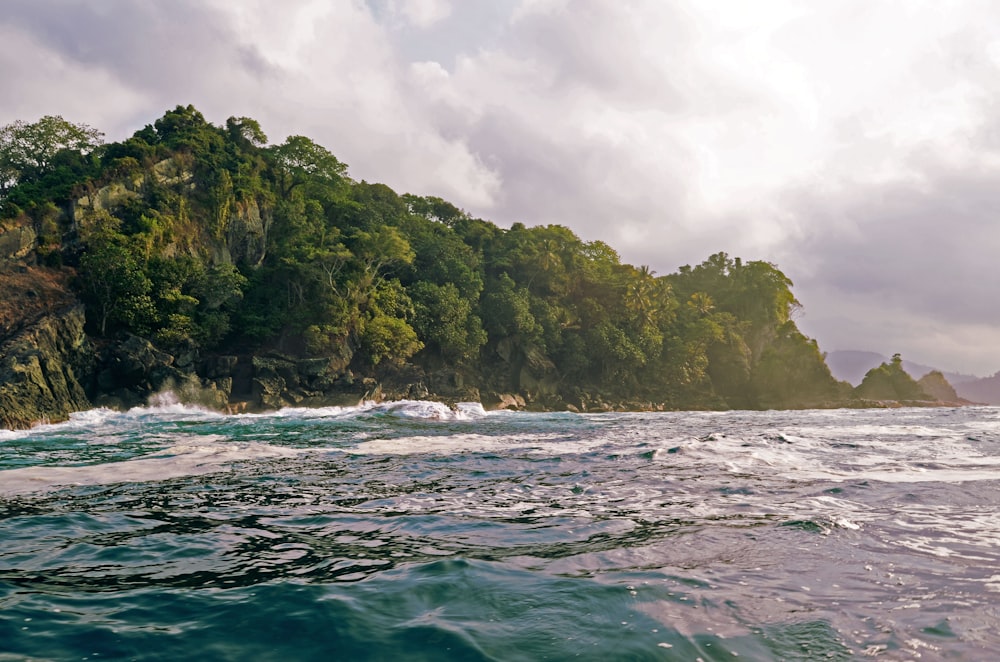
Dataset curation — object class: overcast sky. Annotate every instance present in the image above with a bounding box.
[2,0,998,375]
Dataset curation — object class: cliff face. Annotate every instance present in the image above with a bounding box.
[0,305,93,429]
[74,157,271,267]
[1,108,977,425]
[0,220,36,263]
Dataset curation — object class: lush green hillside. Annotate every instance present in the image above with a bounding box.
[0,107,952,418]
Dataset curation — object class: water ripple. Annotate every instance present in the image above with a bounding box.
[2,405,1000,659]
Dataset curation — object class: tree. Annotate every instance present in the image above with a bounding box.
[359,313,423,367]
[624,265,664,327]
[268,135,348,197]
[410,281,487,363]
[226,116,268,148]
[855,353,930,401]
[398,213,484,299]
[152,105,220,153]
[0,115,104,195]
[480,273,548,390]
[78,216,154,336]
[750,321,844,408]
[347,226,415,302]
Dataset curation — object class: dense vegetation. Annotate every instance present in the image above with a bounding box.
[856,354,931,402]
[1,107,856,409]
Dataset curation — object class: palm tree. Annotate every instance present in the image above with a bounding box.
[625,265,659,326]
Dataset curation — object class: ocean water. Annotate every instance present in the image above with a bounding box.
[2,401,1000,661]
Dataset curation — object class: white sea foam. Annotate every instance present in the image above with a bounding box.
[640,419,1000,484]
[0,438,305,496]
[455,402,488,418]
[240,399,490,422]
[242,404,363,420]
[5,399,490,438]
[363,400,490,420]
[350,432,577,455]
[0,407,124,437]
[0,427,33,441]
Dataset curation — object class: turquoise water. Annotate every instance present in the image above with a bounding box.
[2,402,1000,660]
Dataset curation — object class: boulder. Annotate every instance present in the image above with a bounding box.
[0,306,93,429]
[486,392,525,411]
[0,222,37,263]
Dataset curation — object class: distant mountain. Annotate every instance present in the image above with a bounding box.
[825,350,979,387]
[825,351,886,386]
[954,373,1000,405]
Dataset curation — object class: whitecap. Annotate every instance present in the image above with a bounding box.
[455,402,488,418]
[350,432,586,456]
[243,404,362,420]
[236,400,488,422]
[127,397,223,420]
[0,438,306,496]
[0,407,122,438]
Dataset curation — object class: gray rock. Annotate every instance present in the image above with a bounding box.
[0,306,93,429]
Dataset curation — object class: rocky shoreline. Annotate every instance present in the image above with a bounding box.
[0,302,542,429]
[0,303,974,431]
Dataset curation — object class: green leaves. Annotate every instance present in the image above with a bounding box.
[359,313,423,367]
[1,104,842,409]
[268,135,348,198]
[79,217,154,336]
[411,281,487,363]
[0,115,103,192]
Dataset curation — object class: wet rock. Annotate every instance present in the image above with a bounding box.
[0,305,93,429]
[407,382,430,399]
[250,356,301,409]
[203,355,239,380]
[487,392,525,410]
[102,334,174,388]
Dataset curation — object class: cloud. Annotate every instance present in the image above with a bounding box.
[2,0,1000,373]
[0,21,146,128]
[780,152,1000,373]
[388,0,452,29]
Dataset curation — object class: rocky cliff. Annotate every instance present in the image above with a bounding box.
[0,304,93,429]
[0,107,976,427]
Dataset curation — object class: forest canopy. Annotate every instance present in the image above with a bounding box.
[1,106,852,410]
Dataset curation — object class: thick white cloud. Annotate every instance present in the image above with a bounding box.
[1,0,998,374]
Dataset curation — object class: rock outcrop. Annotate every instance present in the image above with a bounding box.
[0,305,94,429]
[74,157,271,267]
[917,370,961,403]
[854,354,931,402]
[0,220,37,263]
[91,334,203,410]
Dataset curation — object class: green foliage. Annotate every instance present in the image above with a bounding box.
[153,105,222,154]
[481,273,541,342]
[750,322,843,408]
[855,354,931,401]
[0,115,104,196]
[411,281,487,363]
[226,116,268,147]
[3,105,849,409]
[359,314,422,366]
[78,215,155,336]
[147,259,247,349]
[916,371,958,402]
[268,135,348,199]
[399,210,484,299]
